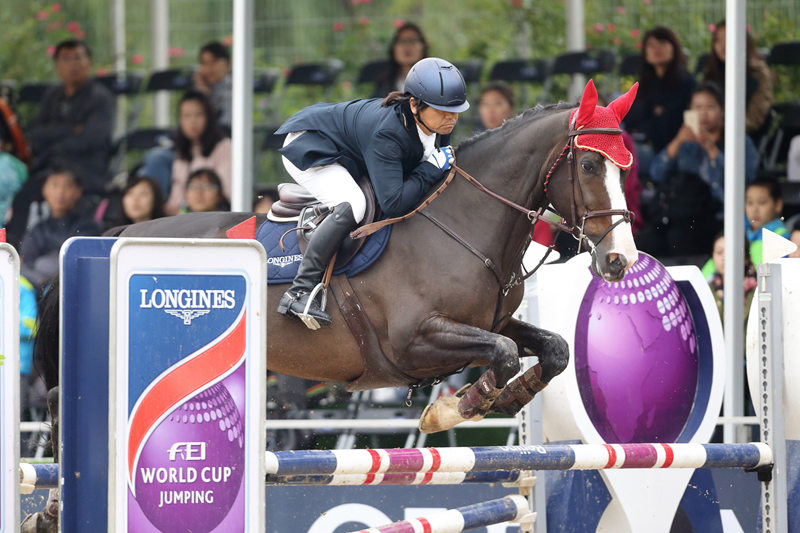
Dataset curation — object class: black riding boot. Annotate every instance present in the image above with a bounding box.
[276,202,357,329]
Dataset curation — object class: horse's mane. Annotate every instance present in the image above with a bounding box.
[457,101,576,151]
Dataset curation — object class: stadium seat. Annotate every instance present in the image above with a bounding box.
[760,41,800,172]
[254,69,280,94]
[144,68,193,92]
[454,59,484,84]
[17,82,55,105]
[356,59,392,86]
[94,73,144,96]
[266,59,344,122]
[551,49,616,100]
[618,52,640,77]
[488,59,551,106]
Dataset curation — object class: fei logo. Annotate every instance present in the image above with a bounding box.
[167,442,207,461]
[138,288,236,325]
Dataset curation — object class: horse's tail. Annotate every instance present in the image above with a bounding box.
[34,279,60,391]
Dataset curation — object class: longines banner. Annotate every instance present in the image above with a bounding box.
[0,243,19,531]
[109,239,266,533]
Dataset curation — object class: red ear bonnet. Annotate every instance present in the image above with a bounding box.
[568,80,639,169]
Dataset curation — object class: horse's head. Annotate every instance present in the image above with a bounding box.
[545,80,639,282]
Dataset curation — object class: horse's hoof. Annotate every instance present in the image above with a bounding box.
[418,396,483,434]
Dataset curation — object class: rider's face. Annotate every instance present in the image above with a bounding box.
[411,101,459,135]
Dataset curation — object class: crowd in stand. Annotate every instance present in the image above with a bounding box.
[0,20,798,448]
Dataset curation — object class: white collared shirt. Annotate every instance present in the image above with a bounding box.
[416,123,437,162]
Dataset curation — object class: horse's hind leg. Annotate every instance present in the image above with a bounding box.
[407,316,520,434]
[489,317,569,416]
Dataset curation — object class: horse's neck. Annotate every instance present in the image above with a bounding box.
[429,116,558,277]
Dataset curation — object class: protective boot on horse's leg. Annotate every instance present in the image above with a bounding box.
[277,202,357,329]
[410,316,521,433]
[488,318,570,416]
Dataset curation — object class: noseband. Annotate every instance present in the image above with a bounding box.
[543,127,635,255]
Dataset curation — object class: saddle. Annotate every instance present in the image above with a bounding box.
[268,176,380,268]
[266,177,418,390]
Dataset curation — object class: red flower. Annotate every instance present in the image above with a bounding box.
[616,6,626,14]
[607,23,616,32]
[46,45,56,56]
[95,67,108,76]
[51,3,62,12]
[74,29,85,39]
[46,21,62,32]
[510,0,522,7]
[131,54,144,65]
[223,35,233,47]
[392,19,405,28]
[708,23,716,33]
[36,10,49,21]
[358,17,370,26]
[642,0,651,4]
[66,21,80,32]
[630,29,640,39]
[612,36,621,46]
[332,22,344,32]
[635,41,643,50]
[593,23,605,33]
[168,46,185,58]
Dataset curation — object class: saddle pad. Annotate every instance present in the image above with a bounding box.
[255,219,392,284]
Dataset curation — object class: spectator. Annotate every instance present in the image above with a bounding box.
[372,22,428,97]
[788,222,800,259]
[166,91,231,215]
[703,20,774,136]
[19,275,36,419]
[20,164,102,290]
[184,168,230,213]
[642,82,758,256]
[623,26,696,175]
[27,40,114,191]
[745,177,788,266]
[7,39,113,247]
[788,135,800,183]
[477,82,515,131]
[193,41,232,128]
[114,175,166,226]
[705,233,757,326]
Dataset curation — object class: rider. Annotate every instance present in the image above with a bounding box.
[275,57,469,328]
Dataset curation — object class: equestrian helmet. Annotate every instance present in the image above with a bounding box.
[404,57,470,113]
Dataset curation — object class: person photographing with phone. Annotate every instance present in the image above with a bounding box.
[638,82,759,256]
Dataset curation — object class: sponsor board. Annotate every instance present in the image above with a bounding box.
[108,239,266,533]
[0,244,19,530]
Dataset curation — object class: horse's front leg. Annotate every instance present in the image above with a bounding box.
[408,316,520,434]
[489,317,569,416]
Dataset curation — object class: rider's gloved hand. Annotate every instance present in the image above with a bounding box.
[426,146,455,171]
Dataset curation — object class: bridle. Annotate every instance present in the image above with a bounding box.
[542,125,635,255]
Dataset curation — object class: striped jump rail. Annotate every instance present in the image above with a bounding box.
[266,470,521,486]
[265,442,773,476]
[23,464,520,490]
[350,494,529,533]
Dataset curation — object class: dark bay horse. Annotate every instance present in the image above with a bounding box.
[36,81,639,438]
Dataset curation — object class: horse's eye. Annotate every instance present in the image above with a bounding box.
[580,161,595,173]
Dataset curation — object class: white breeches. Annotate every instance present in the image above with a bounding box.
[282,131,367,223]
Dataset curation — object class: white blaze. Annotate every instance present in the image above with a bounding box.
[603,160,639,269]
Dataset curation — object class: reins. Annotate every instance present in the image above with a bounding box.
[347,122,635,323]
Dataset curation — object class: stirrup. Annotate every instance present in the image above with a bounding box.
[299,282,328,331]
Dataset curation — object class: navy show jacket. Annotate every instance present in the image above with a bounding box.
[276,98,449,218]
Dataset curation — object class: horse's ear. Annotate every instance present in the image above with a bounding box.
[574,79,598,127]
[607,82,639,122]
